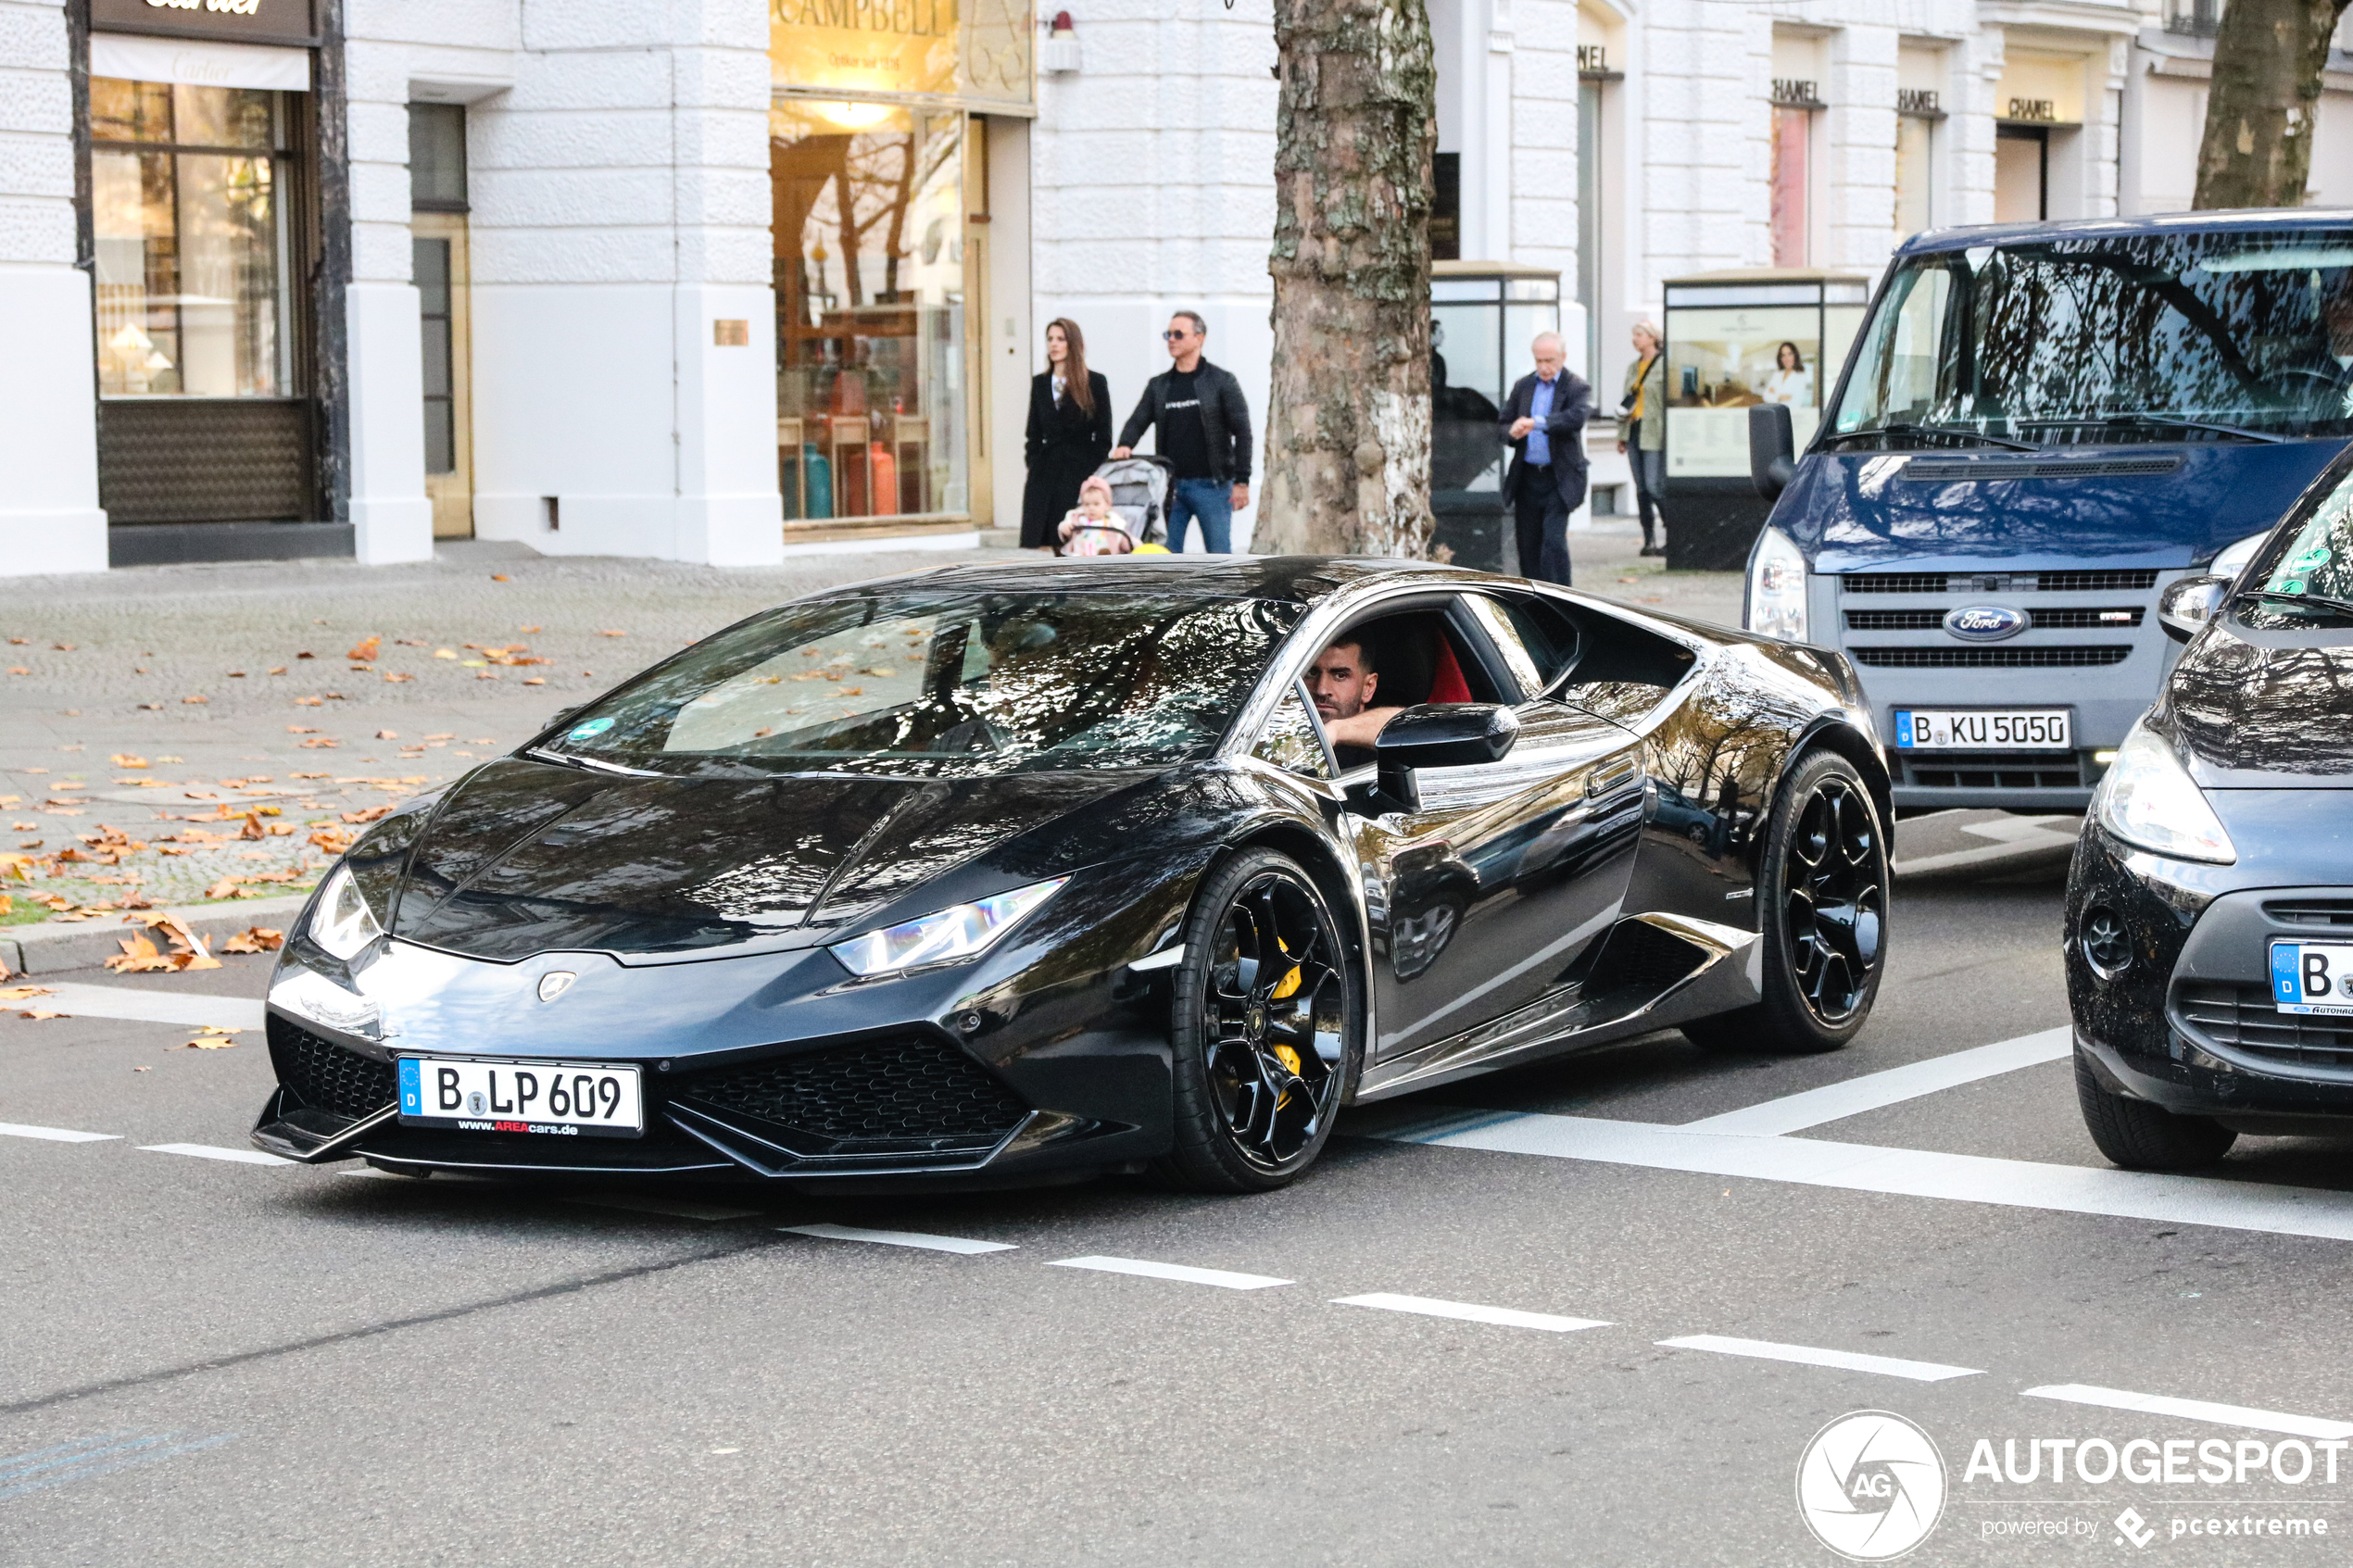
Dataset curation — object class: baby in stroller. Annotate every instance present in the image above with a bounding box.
[1057,475,1133,556]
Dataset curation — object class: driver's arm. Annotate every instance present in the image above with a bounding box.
[1323,706,1403,750]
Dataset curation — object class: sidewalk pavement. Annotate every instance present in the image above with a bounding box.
[0,530,1755,968]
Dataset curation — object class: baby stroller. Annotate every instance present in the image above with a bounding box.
[1059,455,1174,556]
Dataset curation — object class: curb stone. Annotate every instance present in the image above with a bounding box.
[2,893,312,978]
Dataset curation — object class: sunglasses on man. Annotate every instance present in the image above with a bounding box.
[1163,328,1193,340]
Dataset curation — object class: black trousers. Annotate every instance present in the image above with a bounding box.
[1513,468,1573,585]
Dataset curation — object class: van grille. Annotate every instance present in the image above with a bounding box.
[1838,570,2158,595]
[2032,607,2145,629]
[2175,981,2353,1067]
[1845,608,1947,631]
[1852,646,2131,669]
[2037,570,2160,593]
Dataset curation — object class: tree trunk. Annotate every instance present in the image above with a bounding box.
[2194,0,2351,208]
[1259,0,1437,558]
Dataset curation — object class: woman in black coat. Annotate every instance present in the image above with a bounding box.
[1020,318,1113,550]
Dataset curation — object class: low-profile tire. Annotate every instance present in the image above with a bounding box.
[1681,749,1887,1056]
[2074,1051,2236,1171]
[1152,847,1360,1194]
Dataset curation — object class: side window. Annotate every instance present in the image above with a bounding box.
[1464,595,1580,696]
[1252,680,1333,779]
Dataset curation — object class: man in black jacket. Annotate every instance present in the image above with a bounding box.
[1112,311,1253,553]
[1498,332,1593,585]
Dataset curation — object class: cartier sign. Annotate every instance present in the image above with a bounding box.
[91,0,320,48]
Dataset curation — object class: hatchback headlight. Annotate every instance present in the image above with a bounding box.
[1745,526,1809,641]
[308,865,385,960]
[2094,721,2235,864]
[827,878,1067,977]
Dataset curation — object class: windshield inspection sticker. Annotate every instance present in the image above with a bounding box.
[1793,1409,2343,1560]
[566,717,614,741]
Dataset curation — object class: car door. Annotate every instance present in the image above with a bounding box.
[1348,595,1646,1065]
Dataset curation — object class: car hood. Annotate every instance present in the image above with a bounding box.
[2162,620,2353,786]
[1774,441,2345,571]
[384,758,1179,963]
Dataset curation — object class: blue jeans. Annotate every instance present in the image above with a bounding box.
[1167,478,1233,554]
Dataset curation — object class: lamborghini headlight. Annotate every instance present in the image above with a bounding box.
[2093,720,2235,865]
[308,864,385,960]
[828,878,1067,977]
[1745,526,1810,642]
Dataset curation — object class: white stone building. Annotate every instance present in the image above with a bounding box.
[3,0,2352,578]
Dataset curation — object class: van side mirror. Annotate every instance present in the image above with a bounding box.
[2158,576,2228,644]
[1353,704,1520,815]
[1749,404,1795,501]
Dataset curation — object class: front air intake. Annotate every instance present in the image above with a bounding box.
[671,1037,1030,1156]
[268,1013,397,1121]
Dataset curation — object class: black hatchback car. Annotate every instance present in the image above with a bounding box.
[2069,445,2353,1169]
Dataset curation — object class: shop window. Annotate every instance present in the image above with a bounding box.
[91,78,293,398]
[1769,106,1810,268]
[771,101,969,522]
[1894,114,1934,238]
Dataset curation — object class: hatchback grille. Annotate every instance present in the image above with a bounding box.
[269,1013,397,1120]
[672,1037,1029,1153]
[2265,900,2353,929]
[1903,756,2084,790]
[2176,981,2353,1067]
[1852,646,2131,669]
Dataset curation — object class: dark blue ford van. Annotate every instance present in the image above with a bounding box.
[1747,211,2353,811]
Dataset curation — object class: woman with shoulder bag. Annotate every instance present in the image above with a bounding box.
[1617,320,1668,558]
[1020,319,1113,551]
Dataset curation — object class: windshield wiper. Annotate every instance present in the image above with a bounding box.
[2028,414,2285,445]
[522,746,660,777]
[1819,421,2043,453]
[2236,588,2353,620]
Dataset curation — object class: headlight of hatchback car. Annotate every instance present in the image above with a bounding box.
[2209,529,2271,583]
[307,864,385,960]
[827,878,1068,977]
[1745,526,1809,642]
[2093,721,2236,864]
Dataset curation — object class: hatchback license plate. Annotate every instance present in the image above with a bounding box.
[1893,709,2071,750]
[2271,941,2353,1017]
[397,1056,644,1137]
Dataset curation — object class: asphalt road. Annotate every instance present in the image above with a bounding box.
[9,859,2353,1567]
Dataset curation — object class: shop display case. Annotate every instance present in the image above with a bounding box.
[1429,260,1562,571]
[1661,269,1869,569]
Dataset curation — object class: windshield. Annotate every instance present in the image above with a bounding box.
[1831,231,2353,447]
[543,589,1302,779]
[2241,459,2353,627]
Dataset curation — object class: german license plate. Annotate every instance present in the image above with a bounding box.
[396,1056,644,1138]
[2271,941,2353,1017]
[1893,709,2072,750]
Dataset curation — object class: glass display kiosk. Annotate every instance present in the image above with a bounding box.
[1430,260,1562,571]
[1661,269,1869,569]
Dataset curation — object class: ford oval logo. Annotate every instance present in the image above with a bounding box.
[1944,604,2027,642]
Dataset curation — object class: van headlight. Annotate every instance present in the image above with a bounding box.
[1745,526,1809,642]
[307,865,386,960]
[2093,721,2235,864]
[828,878,1067,977]
[2209,529,2271,583]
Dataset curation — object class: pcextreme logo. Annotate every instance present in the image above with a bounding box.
[1797,1410,1948,1561]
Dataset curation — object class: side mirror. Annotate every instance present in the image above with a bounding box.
[1355,704,1520,815]
[2158,576,2227,644]
[1749,404,1795,501]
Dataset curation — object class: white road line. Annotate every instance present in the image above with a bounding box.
[1657,1334,1982,1383]
[1375,1112,2353,1244]
[138,1143,292,1166]
[1332,1293,1611,1333]
[1683,1028,2073,1135]
[1045,1255,1291,1290]
[0,1122,119,1144]
[567,1196,762,1223]
[783,1223,1016,1255]
[30,984,265,1033]
[2022,1384,2353,1440]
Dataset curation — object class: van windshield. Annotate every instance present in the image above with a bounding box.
[1830,231,2353,448]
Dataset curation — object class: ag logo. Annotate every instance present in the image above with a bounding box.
[1796,1410,1945,1561]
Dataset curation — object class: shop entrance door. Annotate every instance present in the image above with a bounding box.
[414,213,473,538]
[1994,125,2048,223]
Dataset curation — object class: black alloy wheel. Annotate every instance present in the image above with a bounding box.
[1684,750,1888,1055]
[1158,848,1357,1192]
